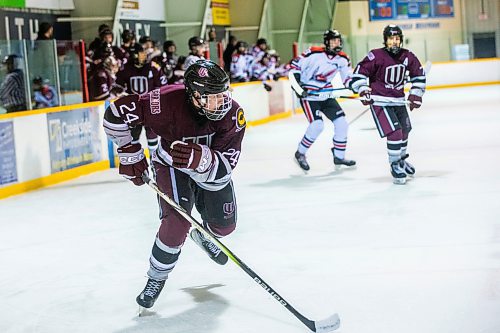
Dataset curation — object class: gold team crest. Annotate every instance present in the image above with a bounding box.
[236,108,246,131]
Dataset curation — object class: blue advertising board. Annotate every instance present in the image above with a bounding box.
[47,108,102,173]
[370,0,453,20]
[0,121,18,186]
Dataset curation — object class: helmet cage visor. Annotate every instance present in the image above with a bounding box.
[194,90,233,121]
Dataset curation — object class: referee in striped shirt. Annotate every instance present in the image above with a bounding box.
[0,55,26,113]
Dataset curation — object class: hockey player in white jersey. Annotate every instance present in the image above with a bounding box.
[289,29,356,171]
[183,36,206,70]
[230,41,252,82]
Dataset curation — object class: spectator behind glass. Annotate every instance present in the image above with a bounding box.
[0,55,26,113]
[36,22,53,40]
[32,76,58,108]
[208,27,217,42]
[223,35,237,73]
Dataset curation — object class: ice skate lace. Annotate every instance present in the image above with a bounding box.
[144,280,163,298]
[204,239,222,256]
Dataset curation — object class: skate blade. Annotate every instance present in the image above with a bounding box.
[393,178,407,185]
[293,159,309,173]
[137,306,155,317]
[334,164,356,171]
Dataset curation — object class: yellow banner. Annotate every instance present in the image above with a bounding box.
[212,0,231,26]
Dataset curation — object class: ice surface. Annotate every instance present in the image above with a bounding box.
[1,85,499,333]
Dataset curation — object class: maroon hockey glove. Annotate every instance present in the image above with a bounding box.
[408,94,422,111]
[117,143,148,186]
[170,141,215,173]
[359,89,374,106]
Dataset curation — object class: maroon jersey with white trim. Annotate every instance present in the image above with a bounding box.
[116,62,167,95]
[88,67,115,101]
[103,85,246,190]
[350,48,426,106]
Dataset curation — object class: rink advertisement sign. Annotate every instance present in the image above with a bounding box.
[0,121,18,186]
[47,108,102,173]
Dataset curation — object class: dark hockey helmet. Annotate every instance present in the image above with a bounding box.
[323,29,342,55]
[184,60,232,121]
[383,24,403,54]
[188,36,205,49]
[130,44,146,67]
[235,41,248,52]
[256,38,267,46]
[93,42,113,60]
[99,28,114,40]
[121,29,135,44]
[163,40,176,51]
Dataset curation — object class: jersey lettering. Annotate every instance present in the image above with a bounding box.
[124,113,139,124]
[222,148,240,167]
[119,101,136,114]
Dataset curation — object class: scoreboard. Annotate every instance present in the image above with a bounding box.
[370,0,454,21]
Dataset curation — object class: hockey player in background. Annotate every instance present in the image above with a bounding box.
[230,41,251,82]
[88,56,120,101]
[116,44,167,155]
[103,60,246,309]
[183,36,206,70]
[350,25,426,184]
[289,29,356,171]
[158,40,180,84]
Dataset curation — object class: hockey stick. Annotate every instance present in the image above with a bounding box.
[344,60,431,125]
[141,173,341,332]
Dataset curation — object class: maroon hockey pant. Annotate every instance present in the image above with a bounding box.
[153,162,237,248]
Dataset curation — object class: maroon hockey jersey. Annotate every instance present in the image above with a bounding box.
[88,66,115,101]
[103,85,246,190]
[115,62,167,95]
[350,48,426,106]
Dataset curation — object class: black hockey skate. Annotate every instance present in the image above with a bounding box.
[390,160,407,185]
[136,278,166,309]
[400,154,415,176]
[333,157,357,169]
[190,229,228,265]
[332,149,356,169]
[294,151,310,171]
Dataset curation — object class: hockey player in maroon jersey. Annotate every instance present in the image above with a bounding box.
[103,60,246,309]
[116,44,168,155]
[289,29,356,171]
[350,25,426,184]
[88,56,120,101]
[115,44,167,95]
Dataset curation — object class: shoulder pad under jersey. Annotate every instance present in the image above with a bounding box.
[302,46,325,57]
[337,51,350,61]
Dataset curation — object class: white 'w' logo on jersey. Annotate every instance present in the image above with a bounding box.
[384,64,405,89]
[130,76,148,95]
